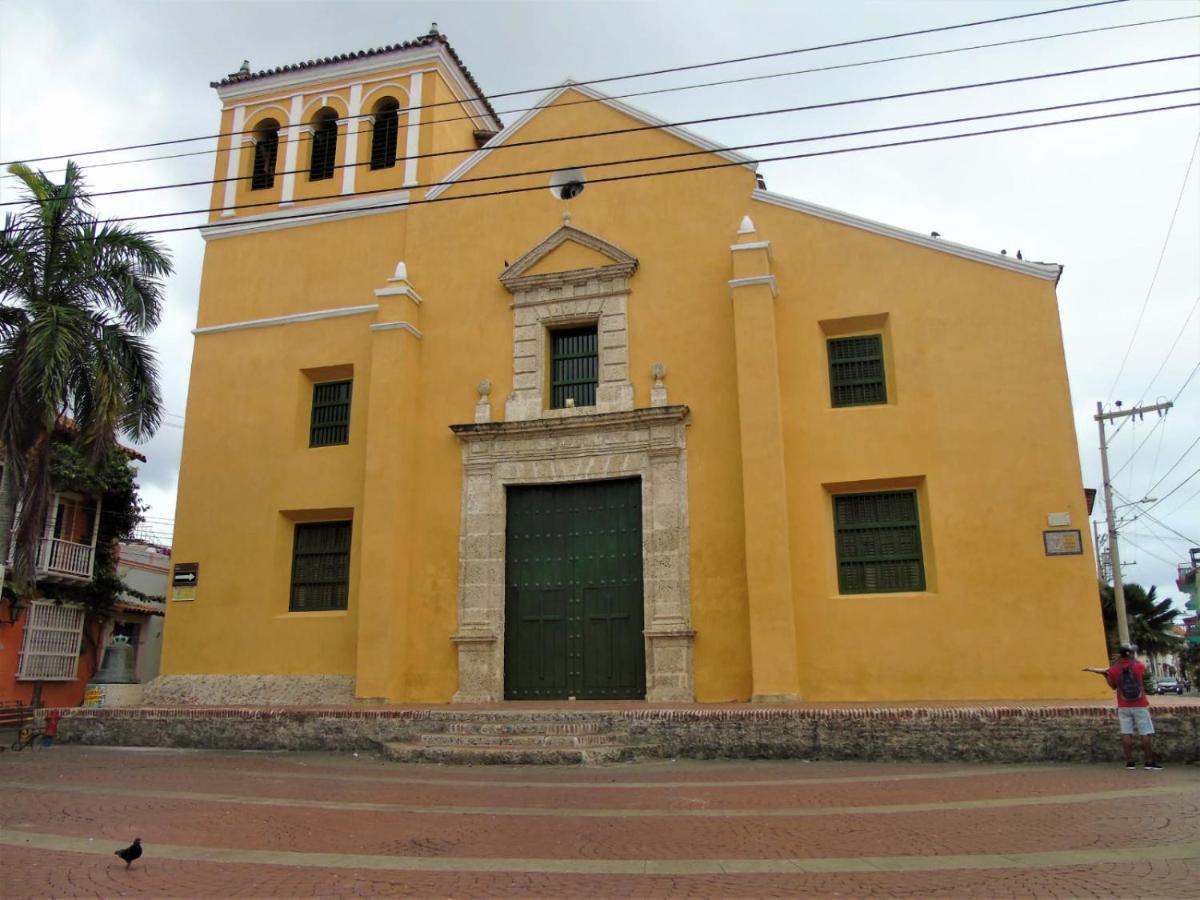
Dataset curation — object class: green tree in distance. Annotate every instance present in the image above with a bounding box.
[1097,581,1183,658]
[0,161,171,591]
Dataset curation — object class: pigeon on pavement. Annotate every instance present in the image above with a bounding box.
[115,838,142,869]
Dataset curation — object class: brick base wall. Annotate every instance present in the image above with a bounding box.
[41,704,1200,763]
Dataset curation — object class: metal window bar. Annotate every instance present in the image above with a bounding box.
[550,326,598,409]
[828,334,887,407]
[289,522,352,612]
[309,380,352,447]
[833,490,925,594]
[251,130,279,190]
[17,601,86,680]
[370,108,399,170]
[309,118,338,181]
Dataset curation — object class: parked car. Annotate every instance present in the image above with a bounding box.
[1153,678,1185,695]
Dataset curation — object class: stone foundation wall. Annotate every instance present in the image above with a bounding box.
[46,704,1200,763]
[143,675,354,707]
[622,707,1200,764]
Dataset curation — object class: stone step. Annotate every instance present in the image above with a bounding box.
[381,741,631,766]
[420,731,619,748]
[443,721,613,737]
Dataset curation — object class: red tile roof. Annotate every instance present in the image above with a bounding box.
[210,31,502,127]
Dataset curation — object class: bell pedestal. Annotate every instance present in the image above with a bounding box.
[85,634,143,707]
[83,682,145,708]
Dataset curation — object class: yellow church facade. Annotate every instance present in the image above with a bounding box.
[158,32,1108,705]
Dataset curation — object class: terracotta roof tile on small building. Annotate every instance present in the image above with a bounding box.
[210,31,502,127]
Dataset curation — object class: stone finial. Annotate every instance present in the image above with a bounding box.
[650,362,668,407]
[737,215,756,235]
[392,261,408,281]
[474,379,493,423]
[562,210,572,226]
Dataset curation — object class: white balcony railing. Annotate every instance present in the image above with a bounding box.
[36,537,95,580]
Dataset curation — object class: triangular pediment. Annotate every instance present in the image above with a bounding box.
[500,223,638,291]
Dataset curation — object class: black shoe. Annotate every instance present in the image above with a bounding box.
[1144,760,1163,770]
[1126,761,1137,769]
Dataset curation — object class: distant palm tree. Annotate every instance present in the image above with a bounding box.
[0,161,171,590]
[1098,581,1183,657]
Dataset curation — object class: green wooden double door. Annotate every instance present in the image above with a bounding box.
[504,478,646,700]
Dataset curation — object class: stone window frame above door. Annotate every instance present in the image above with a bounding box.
[499,223,638,422]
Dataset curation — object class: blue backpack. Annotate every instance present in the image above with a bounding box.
[1117,665,1142,702]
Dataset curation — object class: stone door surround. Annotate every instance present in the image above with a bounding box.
[450,406,695,703]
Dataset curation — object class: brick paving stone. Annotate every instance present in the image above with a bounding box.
[1,747,1198,898]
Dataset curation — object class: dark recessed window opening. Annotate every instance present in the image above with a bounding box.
[289,521,352,612]
[309,112,338,181]
[310,379,352,447]
[370,99,400,170]
[250,120,280,190]
[828,334,887,407]
[550,326,598,409]
[833,490,926,594]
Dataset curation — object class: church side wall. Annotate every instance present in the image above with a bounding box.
[753,200,1109,701]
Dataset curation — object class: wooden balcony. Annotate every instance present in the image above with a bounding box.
[35,537,96,582]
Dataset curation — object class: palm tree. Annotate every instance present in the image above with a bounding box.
[0,161,171,591]
[1097,581,1183,657]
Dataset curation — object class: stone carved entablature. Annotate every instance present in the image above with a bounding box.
[448,405,695,704]
[499,223,638,295]
[499,222,640,422]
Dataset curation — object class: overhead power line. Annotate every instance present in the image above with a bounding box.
[1105,129,1200,403]
[1135,292,1200,405]
[0,0,1131,166]
[6,10,1191,183]
[7,53,1193,210]
[117,100,1200,238]
[5,52,1194,210]
[4,94,1196,244]
[4,99,1196,245]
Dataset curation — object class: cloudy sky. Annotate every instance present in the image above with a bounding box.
[2,0,1197,613]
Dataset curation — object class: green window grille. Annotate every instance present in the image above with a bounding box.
[309,117,338,181]
[550,326,598,409]
[833,490,926,594]
[309,380,352,447]
[251,127,279,190]
[370,103,399,170]
[289,521,352,612]
[828,334,887,407]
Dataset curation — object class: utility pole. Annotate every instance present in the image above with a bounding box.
[1095,400,1173,646]
[1092,520,1105,581]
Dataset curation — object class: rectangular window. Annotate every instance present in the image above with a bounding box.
[309,380,352,447]
[833,490,925,594]
[17,601,86,680]
[289,522,352,612]
[550,326,598,409]
[828,334,887,407]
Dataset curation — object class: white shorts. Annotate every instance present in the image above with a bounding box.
[1118,707,1154,736]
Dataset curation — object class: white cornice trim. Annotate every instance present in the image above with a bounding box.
[730,240,772,257]
[373,283,423,305]
[728,275,779,298]
[751,189,1062,282]
[193,304,380,336]
[369,321,423,338]
[200,189,411,240]
[216,46,500,130]
[426,79,757,201]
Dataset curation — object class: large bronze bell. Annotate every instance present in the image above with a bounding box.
[91,634,139,684]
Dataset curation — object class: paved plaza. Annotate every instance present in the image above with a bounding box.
[1,746,1197,898]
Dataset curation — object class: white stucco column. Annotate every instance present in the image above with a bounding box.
[403,71,423,187]
[279,93,304,205]
[221,105,246,216]
[342,82,363,196]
